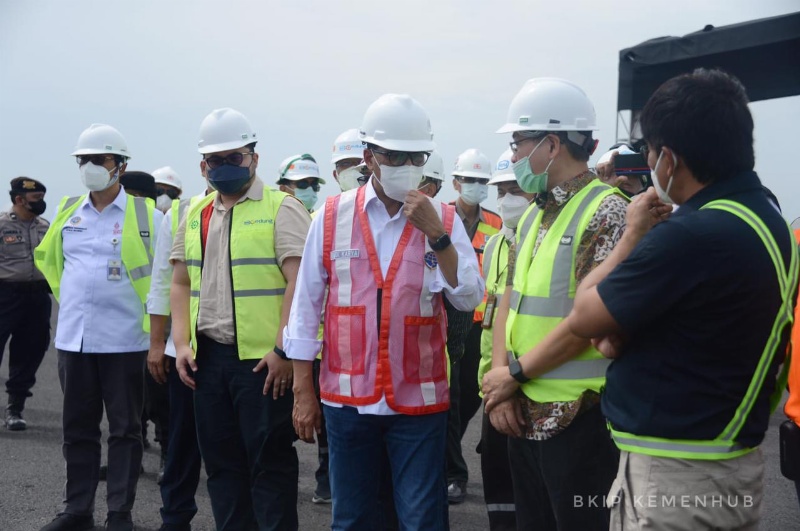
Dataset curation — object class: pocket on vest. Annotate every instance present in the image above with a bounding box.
[403,315,446,384]
[326,305,367,375]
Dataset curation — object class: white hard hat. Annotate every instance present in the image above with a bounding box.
[488,148,515,185]
[422,150,444,181]
[497,78,598,134]
[151,166,183,191]
[278,154,326,184]
[597,144,636,165]
[332,128,366,164]
[452,148,492,180]
[197,108,257,154]
[71,123,131,158]
[359,94,436,152]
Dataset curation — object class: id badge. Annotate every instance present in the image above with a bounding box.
[481,294,497,329]
[107,259,122,281]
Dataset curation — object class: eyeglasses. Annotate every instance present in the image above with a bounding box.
[335,159,361,172]
[455,176,489,185]
[370,148,429,167]
[76,154,114,166]
[292,180,321,192]
[204,151,253,170]
[509,133,547,154]
[157,187,180,200]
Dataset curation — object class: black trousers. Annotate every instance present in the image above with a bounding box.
[480,412,516,531]
[444,298,475,485]
[193,335,298,531]
[507,403,620,531]
[57,349,146,515]
[0,284,51,401]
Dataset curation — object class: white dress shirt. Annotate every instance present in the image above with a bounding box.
[284,179,484,415]
[146,205,178,357]
[55,186,163,353]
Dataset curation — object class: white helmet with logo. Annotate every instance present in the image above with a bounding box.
[359,94,436,152]
[488,148,515,185]
[497,78,598,134]
[332,128,365,164]
[151,166,183,191]
[452,148,492,180]
[278,154,326,184]
[422,150,444,181]
[71,124,131,158]
[197,108,257,154]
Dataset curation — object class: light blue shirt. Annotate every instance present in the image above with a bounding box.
[55,186,163,353]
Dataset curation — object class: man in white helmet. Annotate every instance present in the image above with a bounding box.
[447,148,503,504]
[277,154,325,213]
[286,94,484,529]
[481,78,628,530]
[35,124,163,531]
[332,128,369,192]
[417,149,445,198]
[170,108,310,530]
[152,166,183,213]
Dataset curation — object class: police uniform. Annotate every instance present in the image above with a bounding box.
[0,178,51,430]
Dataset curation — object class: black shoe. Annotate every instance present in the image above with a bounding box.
[105,511,133,531]
[40,512,94,531]
[447,481,467,504]
[5,409,26,431]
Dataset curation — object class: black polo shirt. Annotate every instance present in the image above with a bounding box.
[598,171,796,448]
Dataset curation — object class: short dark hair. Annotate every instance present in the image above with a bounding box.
[640,68,754,184]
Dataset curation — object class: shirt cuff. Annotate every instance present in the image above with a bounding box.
[283,327,323,361]
[146,296,171,316]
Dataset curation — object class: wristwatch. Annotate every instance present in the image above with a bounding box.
[509,358,530,384]
[429,232,452,252]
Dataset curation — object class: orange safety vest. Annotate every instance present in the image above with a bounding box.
[320,186,456,415]
[785,228,800,424]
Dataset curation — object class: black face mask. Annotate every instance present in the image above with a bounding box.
[26,199,47,216]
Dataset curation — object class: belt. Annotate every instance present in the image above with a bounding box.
[0,279,51,293]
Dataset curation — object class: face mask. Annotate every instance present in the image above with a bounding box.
[497,193,530,229]
[512,137,553,194]
[651,151,677,205]
[208,164,252,195]
[377,163,424,203]
[26,199,47,216]
[336,167,363,192]
[459,182,488,205]
[80,162,118,192]
[293,187,318,211]
[156,194,173,213]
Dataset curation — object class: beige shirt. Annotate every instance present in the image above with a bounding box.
[0,210,49,282]
[171,177,311,344]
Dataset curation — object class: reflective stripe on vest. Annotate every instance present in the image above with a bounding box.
[472,213,502,322]
[478,232,511,395]
[33,194,155,332]
[611,199,799,460]
[507,180,621,401]
[183,190,288,360]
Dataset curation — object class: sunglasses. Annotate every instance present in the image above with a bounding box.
[292,180,321,192]
[76,154,114,166]
[455,176,489,185]
[157,187,180,200]
[370,148,430,167]
[204,151,253,170]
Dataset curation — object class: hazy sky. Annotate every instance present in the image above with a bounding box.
[2,1,798,218]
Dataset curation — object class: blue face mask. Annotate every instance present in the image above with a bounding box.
[208,164,251,195]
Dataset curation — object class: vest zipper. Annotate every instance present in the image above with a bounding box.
[227,207,238,353]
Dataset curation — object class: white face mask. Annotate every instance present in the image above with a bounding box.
[459,182,488,205]
[293,187,318,212]
[156,194,173,213]
[377,164,424,203]
[336,166,362,192]
[651,151,677,205]
[497,193,531,229]
[80,162,118,192]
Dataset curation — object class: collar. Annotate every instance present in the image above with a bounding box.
[452,199,486,224]
[81,185,128,212]
[677,171,765,215]
[535,170,596,209]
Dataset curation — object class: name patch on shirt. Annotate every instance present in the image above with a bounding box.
[330,249,360,260]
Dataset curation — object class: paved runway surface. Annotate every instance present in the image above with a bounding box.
[1,300,798,530]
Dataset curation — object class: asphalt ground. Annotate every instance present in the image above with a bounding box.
[1,300,798,530]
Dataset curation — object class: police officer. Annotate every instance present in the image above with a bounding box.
[0,177,51,431]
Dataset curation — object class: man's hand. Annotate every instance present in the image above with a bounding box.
[482,365,520,413]
[625,187,672,239]
[292,382,322,443]
[254,350,293,399]
[147,342,169,384]
[596,150,625,188]
[403,190,445,240]
[488,398,525,438]
[592,334,626,359]
[175,344,197,390]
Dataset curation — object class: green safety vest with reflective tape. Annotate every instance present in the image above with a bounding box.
[34,194,156,332]
[478,232,511,395]
[183,191,288,360]
[610,199,799,460]
[170,197,198,239]
[507,179,623,402]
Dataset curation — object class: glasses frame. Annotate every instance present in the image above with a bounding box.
[76,154,115,166]
[509,133,547,154]
[370,148,430,167]
[203,151,254,170]
[292,179,321,192]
